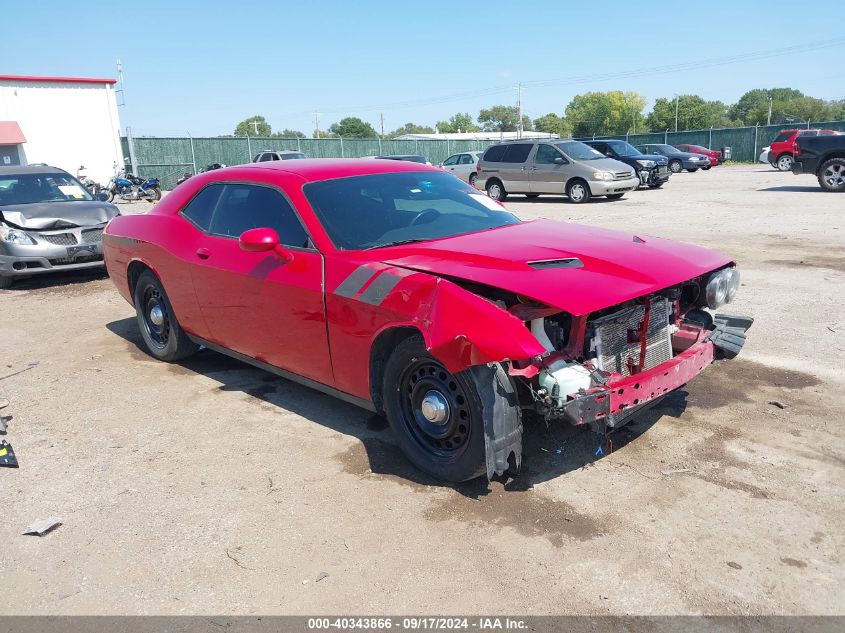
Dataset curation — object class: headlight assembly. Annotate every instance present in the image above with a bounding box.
[0,224,35,245]
[636,159,656,168]
[591,171,614,181]
[704,267,740,308]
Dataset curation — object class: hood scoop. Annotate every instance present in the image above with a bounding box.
[527,257,583,270]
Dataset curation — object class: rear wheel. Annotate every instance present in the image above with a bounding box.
[776,154,793,171]
[486,179,506,201]
[144,187,162,202]
[566,179,591,203]
[382,336,502,482]
[818,158,845,192]
[468,173,478,188]
[686,168,699,173]
[669,159,683,174]
[133,270,199,362]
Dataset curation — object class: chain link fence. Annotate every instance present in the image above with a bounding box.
[123,121,845,190]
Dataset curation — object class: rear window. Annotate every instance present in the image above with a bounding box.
[501,143,533,163]
[772,132,792,143]
[482,145,507,162]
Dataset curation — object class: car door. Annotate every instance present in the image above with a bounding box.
[529,143,569,194]
[498,143,534,193]
[454,153,476,182]
[441,154,460,177]
[185,182,333,384]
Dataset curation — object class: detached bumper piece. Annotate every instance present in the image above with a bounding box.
[709,314,754,359]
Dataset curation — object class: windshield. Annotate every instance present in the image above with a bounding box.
[0,172,94,205]
[608,141,642,157]
[280,153,306,160]
[555,141,606,161]
[654,144,682,154]
[303,171,520,250]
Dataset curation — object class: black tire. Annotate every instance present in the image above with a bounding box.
[669,159,683,174]
[133,270,199,362]
[468,173,478,188]
[382,335,502,482]
[702,165,711,170]
[486,179,506,201]
[606,193,624,200]
[525,193,540,199]
[145,187,162,202]
[104,189,115,203]
[776,153,793,172]
[649,182,664,189]
[0,275,12,290]
[686,168,698,173]
[817,158,845,192]
[566,178,591,204]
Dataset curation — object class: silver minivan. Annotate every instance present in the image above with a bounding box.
[477,140,639,203]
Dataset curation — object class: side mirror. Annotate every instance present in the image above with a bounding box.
[239,227,291,261]
[553,156,565,164]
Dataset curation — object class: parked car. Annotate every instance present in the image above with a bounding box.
[439,151,485,187]
[792,133,845,192]
[0,165,120,289]
[636,144,710,173]
[376,154,431,165]
[758,146,771,164]
[583,140,670,189]
[477,139,638,203]
[768,129,842,171]
[103,159,751,481]
[253,150,307,162]
[673,144,722,167]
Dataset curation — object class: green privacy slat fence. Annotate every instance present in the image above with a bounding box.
[123,121,845,189]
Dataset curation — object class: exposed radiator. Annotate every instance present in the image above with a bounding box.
[592,297,673,377]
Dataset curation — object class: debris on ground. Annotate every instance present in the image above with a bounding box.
[0,440,18,467]
[316,571,330,582]
[726,561,743,570]
[0,397,9,410]
[0,415,9,434]
[0,361,39,382]
[661,468,692,476]
[22,517,62,536]
[768,400,787,409]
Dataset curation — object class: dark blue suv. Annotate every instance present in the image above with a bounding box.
[583,140,670,189]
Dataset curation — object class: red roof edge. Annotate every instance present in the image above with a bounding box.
[0,121,26,144]
[0,74,117,85]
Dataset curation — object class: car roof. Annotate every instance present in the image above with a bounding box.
[215,158,440,183]
[0,164,68,176]
[258,149,304,154]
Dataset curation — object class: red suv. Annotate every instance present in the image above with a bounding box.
[673,144,722,168]
[769,129,840,171]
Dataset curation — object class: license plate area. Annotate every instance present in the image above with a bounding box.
[67,244,100,257]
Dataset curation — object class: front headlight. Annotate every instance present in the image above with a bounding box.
[0,224,36,245]
[591,171,614,181]
[636,159,656,168]
[704,267,740,308]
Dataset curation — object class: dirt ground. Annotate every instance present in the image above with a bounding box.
[1,165,843,616]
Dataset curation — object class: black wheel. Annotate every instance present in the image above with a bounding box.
[525,193,540,199]
[104,189,115,203]
[669,160,682,174]
[776,154,793,172]
[818,158,845,192]
[468,173,478,188]
[649,182,664,189]
[485,179,506,201]
[382,336,509,482]
[0,275,12,290]
[606,193,624,200]
[686,168,698,173]
[133,270,199,361]
[566,179,591,204]
[702,164,711,170]
[144,187,162,202]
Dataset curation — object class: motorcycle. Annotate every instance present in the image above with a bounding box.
[175,162,226,186]
[103,170,161,203]
[76,165,107,200]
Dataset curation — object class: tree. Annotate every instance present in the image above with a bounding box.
[328,117,378,138]
[746,95,834,126]
[563,91,647,137]
[533,112,570,136]
[728,88,805,124]
[275,129,305,138]
[234,115,271,137]
[645,95,733,132]
[435,113,480,133]
[387,122,435,138]
[477,105,531,132]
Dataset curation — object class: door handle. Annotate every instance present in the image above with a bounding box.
[196,247,211,260]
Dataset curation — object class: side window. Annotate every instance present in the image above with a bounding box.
[181,184,224,231]
[595,143,610,155]
[482,145,507,162]
[534,144,561,164]
[502,143,533,163]
[459,154,474,165]
[208,184,310,248]
[253,154,262,162]
[443,155,459,166]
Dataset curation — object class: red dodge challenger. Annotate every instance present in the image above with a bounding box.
[103,159,751,482]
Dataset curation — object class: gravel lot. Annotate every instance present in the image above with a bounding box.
[1,165,843,615]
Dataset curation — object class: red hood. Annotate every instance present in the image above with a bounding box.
[381,220,732,316]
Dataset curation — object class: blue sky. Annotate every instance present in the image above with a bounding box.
[7,0,845,136]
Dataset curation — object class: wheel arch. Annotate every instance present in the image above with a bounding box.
[126,259,155,306]
[369,325,426,414]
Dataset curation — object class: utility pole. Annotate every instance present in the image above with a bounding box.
[674,94,680,132]
[379,112,385,138]
[250,120,261,136]
[767,97,773,126]
[313,110,320,139]
[516,83,523,139]
[115,58,125,106]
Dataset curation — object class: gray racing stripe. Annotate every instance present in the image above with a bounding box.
[358,272,404,306]
[334,265,378,298]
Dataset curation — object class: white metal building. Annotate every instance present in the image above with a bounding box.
[0,74,124,183]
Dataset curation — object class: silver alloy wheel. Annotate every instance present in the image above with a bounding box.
[777,154,793,171]
[670,161,682,173]
[823,163,845,190]
[469,173,477,187]
[569,183,585,202]
[488,183,502,200]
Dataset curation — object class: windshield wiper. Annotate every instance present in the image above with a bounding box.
[363,238,430,250]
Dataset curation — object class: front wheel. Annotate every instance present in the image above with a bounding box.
[776,154,793,171]
[144,187,162,202]
[686,168,699,173]
[133,270,199,362]
[566,179,591,203]
[382,336,497,482]
[468,173,478,188]
[486,179,506,202]
[818,158,845,192]
[669,160,683,174]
